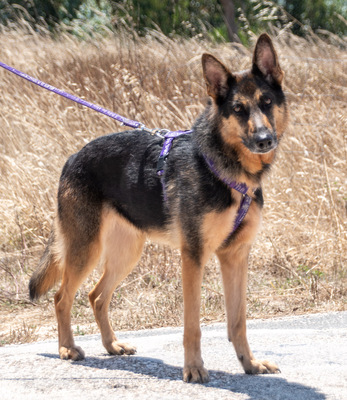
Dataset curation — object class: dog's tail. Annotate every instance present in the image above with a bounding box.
[29,229,63,300]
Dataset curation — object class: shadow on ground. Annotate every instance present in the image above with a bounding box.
[40,353,326,400]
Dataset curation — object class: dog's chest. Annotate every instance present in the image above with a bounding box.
[201,190,245,250]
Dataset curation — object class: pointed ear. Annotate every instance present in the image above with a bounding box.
[252,33,284,85]
[202,53,232,100]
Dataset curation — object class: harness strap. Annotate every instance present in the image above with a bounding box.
[203,156,253,234]
[156,130,192,201]
[156,130,193,176]
[156,132,252,236]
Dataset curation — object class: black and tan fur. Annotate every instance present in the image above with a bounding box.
[29,34,289,383]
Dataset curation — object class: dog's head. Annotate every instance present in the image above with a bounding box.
[202,34,288,160]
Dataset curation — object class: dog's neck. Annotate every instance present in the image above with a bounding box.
[192,107,273,190]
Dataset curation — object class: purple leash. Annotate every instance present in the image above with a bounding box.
[0,61,151,132]
[0,60,251,237]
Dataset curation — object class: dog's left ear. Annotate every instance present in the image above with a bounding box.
[202,53,232,100]
[252,33,284,85]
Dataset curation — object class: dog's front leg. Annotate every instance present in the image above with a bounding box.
[181,250,209,383]
[217,244,280,375]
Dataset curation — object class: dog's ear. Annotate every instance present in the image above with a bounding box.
[202,54,232,100]
[252,33,284,85]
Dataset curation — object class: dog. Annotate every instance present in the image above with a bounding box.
[29,33,288,383]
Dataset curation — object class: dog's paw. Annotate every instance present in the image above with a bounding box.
[245,359,280,375]
[183,365,209,383]
[105,341,137,356]
[59,345,85,361]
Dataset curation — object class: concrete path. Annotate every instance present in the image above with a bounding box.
[0,312,346,399]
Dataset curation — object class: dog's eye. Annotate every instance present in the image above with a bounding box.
[233,104,243,113]
[263,97,272,106]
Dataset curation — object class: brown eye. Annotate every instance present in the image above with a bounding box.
[263,97,272,106]
[233,104,243,113]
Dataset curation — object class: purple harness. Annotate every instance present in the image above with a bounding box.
[156,130,193,176]
[0,61,251,236]
[156,132,252,235]
[203,156,252,233]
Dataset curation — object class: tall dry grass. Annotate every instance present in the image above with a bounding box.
[0,27,346,344]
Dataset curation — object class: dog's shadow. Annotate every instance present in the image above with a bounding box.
[40,353,326,399]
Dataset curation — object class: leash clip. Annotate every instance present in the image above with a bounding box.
[153,128,170,138]
[138,124,168,138]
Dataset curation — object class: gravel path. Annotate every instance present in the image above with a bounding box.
[1,312,346,400]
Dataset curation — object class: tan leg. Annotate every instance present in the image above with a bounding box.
[89,211,145,355]
[181,250,209,383]
[217,244,280,374]
[55,248,100,361]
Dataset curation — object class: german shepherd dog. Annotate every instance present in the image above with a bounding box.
[29,34,288,383]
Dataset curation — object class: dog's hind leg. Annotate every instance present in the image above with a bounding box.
[217,243,280,374]
[54,179,104,361]
[55,238,102,361]
[88,210,145,356]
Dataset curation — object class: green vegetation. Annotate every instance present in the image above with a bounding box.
[0,0,346,42]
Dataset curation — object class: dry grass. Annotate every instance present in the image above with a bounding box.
[0,28,346,345]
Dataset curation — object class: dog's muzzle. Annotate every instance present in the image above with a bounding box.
[244,129,278,154]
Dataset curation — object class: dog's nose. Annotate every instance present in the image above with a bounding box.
[254,131,275,152]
